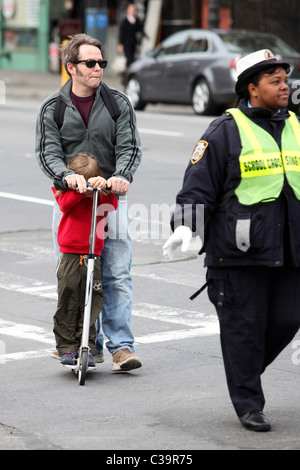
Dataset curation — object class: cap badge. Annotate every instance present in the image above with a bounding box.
[264,49,276,60]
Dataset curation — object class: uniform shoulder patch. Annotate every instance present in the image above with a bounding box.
[191,140,208,164]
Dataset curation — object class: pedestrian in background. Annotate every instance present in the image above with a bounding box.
[163,49,300,431]
[36,34,142,373]
[117,3,145,68]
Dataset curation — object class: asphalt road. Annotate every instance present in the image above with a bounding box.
[0,94,300,453]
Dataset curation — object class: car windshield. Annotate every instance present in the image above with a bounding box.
[155,31,190,56]
[218,32,297,55]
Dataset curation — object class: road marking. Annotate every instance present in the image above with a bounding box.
[0,317,219,364]
[0,271,219,363]
[0,270,216,331]
[0,305,219,364]
[0,319,53,344]
[0,243,53,259]
[0,269,206,295]
[133,302,216,328]
[0,272,57,300]
[0,349,53,364]
[135,327,218,345]
[139,128,183,137]
[131,268,206,289]
[0,191,54,206]
[0,318,55,364]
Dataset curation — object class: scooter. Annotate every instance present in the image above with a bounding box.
[62,184,102,385]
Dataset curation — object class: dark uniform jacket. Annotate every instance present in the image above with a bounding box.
[172,99,300,267]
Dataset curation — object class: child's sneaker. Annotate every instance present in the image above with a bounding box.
[88,354,96,367]
[59,351,77,365]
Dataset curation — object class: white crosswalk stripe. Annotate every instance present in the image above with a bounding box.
[0,271,219,363]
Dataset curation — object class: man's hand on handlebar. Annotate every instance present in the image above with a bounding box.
[64,174,87,193]
[64,174,130,195]
[106,176,130,194]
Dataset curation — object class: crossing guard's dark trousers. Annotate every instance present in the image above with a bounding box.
[207,266,300,417]
[54,254,103,355]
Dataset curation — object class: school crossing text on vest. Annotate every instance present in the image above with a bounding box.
[226,108,300,205]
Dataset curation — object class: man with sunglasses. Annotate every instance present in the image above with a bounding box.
[35,34,142,372]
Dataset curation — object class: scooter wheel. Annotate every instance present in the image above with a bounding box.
[78,350,88,386]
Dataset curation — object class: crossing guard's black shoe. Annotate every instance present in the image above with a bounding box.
[239,410,271,432]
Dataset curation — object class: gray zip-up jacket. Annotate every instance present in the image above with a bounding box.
[35,79,142,187]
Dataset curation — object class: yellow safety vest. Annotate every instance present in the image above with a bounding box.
[227,108,300,205]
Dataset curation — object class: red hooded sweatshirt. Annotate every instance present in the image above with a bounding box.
[52,188,118,255]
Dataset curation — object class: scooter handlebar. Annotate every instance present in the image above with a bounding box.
[86,182,109,192]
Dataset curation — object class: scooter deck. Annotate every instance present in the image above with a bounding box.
[61,363,96,372]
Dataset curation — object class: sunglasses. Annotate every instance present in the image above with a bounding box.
[73,59,108,69]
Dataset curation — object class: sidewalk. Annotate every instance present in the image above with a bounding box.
[1,69,123,102]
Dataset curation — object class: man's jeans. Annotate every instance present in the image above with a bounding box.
[52,194,135,355]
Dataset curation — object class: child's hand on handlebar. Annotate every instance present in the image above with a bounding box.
[88,176,107,189]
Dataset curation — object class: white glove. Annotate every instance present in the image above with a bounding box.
[163,226,192,260]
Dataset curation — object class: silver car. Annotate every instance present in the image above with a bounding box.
[125,28,300,115]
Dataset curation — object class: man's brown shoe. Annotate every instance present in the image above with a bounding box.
[112,348,142,371]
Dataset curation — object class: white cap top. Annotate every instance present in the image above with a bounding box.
[235,48,290,94]
[236,49,276,78]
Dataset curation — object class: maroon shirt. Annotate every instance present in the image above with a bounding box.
[71,91,95,128]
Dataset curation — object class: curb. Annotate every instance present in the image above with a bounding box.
[1,71,123,102]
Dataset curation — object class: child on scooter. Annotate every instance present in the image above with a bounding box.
[52,152,118,366]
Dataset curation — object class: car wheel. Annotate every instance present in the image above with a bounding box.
[192,78,217,115]
[125,77,146,110]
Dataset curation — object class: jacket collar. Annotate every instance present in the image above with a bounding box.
[59,78,102,104]
[238,97,290,121]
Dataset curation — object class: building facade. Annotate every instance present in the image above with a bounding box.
[0,0,299,72]
[0,0,50,71]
